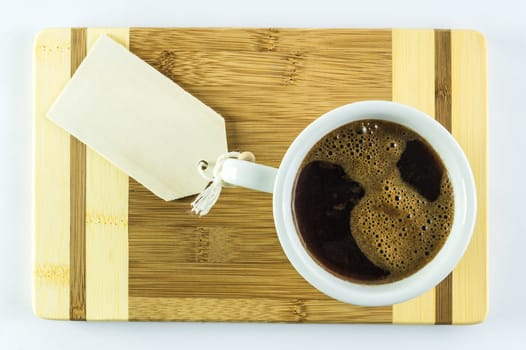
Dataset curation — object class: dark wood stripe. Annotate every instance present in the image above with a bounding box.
[434,29,453,325]
[435,30,452,131]
[435,274,453,324]
[69,27,87,321]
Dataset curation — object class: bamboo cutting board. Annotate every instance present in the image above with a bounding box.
[33,28,487,324]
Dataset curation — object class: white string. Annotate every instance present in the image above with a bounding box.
[191,151,241,216]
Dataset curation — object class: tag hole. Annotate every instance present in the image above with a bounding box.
[198,160,209,170]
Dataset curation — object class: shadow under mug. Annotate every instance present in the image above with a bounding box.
[221,100,477,306]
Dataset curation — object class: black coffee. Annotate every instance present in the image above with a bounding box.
[292,120,454,284]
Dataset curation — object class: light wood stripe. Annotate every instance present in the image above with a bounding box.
[391,29,436,324]
[33,29,72,320]
[129,297,391,323]
[85,28,130,321]
[434,29,453,325]
[69,27,87,321]
[451,30,488,324]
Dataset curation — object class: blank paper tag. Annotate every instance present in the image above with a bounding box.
[48,35,228,201]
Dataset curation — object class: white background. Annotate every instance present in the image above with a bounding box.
[1,0,525,349]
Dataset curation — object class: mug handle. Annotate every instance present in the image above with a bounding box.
[221,158,278,194]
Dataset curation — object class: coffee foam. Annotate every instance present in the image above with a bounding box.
[302,120,454,282]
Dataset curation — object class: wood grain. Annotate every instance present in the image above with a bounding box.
[130,28,392,163]
[435,30,452,132]
[392,29,436,324]
[33,28,487,323]
[129,297,391,323]
[434,29,453,325]
[130,28,392,53]
[69,27,87,321]
[84,28,130,321]
[451,30,488,324]
[435,273,453,324]
[33,28,72,319]
[128,28,392,321]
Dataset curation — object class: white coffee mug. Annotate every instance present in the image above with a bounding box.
[221,100,477,306]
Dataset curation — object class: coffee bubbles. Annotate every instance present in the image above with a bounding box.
[293,120,454,284]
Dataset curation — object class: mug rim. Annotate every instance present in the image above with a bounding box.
[272,100,477,306]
